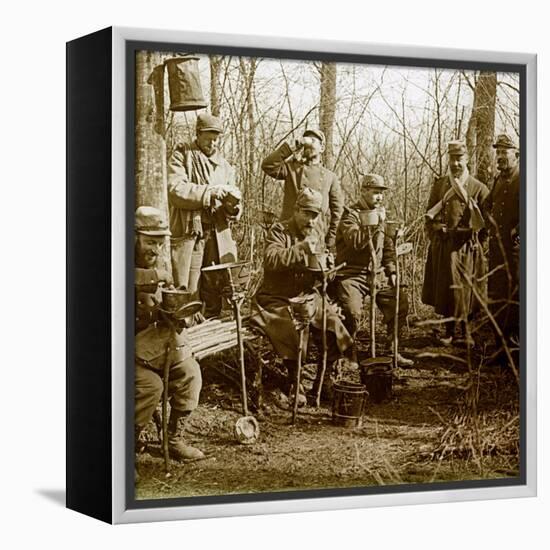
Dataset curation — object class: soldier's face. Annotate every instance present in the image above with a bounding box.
[361,188,384,209]
[136,235,164,268]
[197,130,221,157]
[496,147,518,173]
[302,135,324,159]
[449,153,468,178]
[294,208,319,235]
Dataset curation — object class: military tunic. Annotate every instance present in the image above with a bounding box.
[422,175,489,318]
[251,219,352,361]
[484,165,520,334]
[261,143,344,248]
[331,205,408,339]
[168,141,236,316]
[134,266,201,427]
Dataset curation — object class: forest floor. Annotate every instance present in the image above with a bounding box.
[135,317,520,501]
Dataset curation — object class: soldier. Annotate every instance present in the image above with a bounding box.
[331,174,413,366]
[422,141,490,344]
[168,113,241,318]
[251,188,352,404]
[261,128,344,250]
[134,206,204,462]
[485,134,520,355]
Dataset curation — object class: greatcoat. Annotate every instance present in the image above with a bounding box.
[422,174,490,318]
[484,165,520,333]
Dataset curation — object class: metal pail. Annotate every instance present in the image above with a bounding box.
[332,381,368,428]
[360,358,393,403]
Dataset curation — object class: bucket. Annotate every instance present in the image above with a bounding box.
[360,358,393,403]
[332,381,368,428]
[165,56,207,112]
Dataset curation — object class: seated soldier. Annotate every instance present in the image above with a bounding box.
[251,188,353,404]
[331,174,413,367]
[134,206,204,462]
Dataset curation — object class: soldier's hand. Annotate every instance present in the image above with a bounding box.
[300,235,319,255]
[389,274,397,287]
[208,185,228,205]
[155,268,173,286]
[137,292,159,311]
[432,222,447,233]
[293,137,305,150]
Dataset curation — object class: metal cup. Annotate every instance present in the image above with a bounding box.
[359,209,380,226]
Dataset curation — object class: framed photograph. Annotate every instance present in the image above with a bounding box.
[66,26,537,524]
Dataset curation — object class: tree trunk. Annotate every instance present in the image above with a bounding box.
[319,62,337,169]
[135,50,171,271]
[209,55,222,117]
[466,71,497,184]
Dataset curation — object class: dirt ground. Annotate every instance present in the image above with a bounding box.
[135,319,520,501]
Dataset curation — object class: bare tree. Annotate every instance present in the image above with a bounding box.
[466,71,497,184]
[135,50,171,271]
[209,55,222,116]
[319,62,337,168]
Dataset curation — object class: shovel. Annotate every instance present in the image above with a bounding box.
[232,294,260,444]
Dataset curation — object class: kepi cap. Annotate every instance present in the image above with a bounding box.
[196,113,223,134]
[303,128,326,145]
[493,133,517,150]
[135,206,171,236]
[447,140,467,156]
[361,173,388,190]
[296,187,323,213]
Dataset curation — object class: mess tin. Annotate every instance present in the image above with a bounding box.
[305,251,329,271]
[358,209,380,226]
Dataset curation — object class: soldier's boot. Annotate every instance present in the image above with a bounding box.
[391,342,414,367]
[135,425,146,454]
[167,410,205,461]
[134,425,145,483]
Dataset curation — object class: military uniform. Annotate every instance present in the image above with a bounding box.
[332,205,408,342]
[251,189,352,393]
[261,130,344,248]
[484,134,520,339]
[134,207,203,462]
[134,268,201,427]
[168,113,237,317]
[422,143,490,322]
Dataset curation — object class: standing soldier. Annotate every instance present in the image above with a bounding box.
[251,188,352,404]
[168,113,241,318]
[422,141,490,344]
[331,174,413,366]
[485,134,520,356]
[261,128,344,250]
[134,206,204,462]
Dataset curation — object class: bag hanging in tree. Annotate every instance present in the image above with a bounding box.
[165,56,207,112]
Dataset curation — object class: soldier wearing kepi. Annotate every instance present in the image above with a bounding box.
[251,188,352,404]
[134,206,204,462]
[331,174,413,366]
[422,141,490,344]
[261,128,344,250]
[484,134,520,355]
[168,113,241,318]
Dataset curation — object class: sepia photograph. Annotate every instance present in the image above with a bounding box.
[132,45,522,503]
